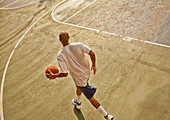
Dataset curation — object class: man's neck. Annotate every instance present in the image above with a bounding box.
[63,42,70,47]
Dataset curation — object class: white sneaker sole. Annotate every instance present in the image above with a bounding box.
[108,115,114,120]
[72,99,81,109]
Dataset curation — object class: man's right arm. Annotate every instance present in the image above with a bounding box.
[46,71,68,79]
[89,50,96,74]
[46,54,68,79]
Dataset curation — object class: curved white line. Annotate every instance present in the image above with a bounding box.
[1,0,170,119]
[63,0,97,22]
[0,0,38,10]
[51,0,170,48]
[52,0,99,33]
[0,0,66,120]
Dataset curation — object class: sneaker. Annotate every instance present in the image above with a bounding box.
[104,113,114,120]
[72,99,82,109]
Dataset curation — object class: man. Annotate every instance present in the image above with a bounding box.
[47,32,114,120]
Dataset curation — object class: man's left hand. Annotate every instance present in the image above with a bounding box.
[91,66,96,74]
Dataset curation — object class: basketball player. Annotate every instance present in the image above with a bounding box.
[46,32,114,120]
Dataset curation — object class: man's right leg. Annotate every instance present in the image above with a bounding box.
[72,86,82,109]
[76,85,82,104]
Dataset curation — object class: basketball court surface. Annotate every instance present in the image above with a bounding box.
[0,0,170,120]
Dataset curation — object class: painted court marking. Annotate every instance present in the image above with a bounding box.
[63,0,97,23]
[0,1,67,120]
[52,0,99,32]
[52,0,170,48]
[0,0,38,10]
[1,0,170,120]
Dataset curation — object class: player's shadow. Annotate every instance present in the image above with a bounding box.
[73,106,85,120]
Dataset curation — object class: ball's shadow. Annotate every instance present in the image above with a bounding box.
[73,106,85,120]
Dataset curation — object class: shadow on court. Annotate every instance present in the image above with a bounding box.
[73,107,85,120]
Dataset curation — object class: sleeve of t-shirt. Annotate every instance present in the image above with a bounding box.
[57,55,68,73]
[80,42,91,54]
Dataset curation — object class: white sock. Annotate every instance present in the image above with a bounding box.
[97,106,107,116]
[77,95,81,103]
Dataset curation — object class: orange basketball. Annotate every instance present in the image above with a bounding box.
[45,66,59,79]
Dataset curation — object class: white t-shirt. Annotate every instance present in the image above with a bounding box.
[57,42,91,87]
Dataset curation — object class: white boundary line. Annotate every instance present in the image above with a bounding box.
[0,0,38,10]
[0,0,66,120]
[52,0,99,33]
[53,17,100,33]
[143,40,170,48]
[1,0,170,119]
[52,0,170,48]
[102,31,170,48]
[101,30,169,48]
[63,0,97,22]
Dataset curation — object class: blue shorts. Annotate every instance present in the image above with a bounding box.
[78,83,97,99]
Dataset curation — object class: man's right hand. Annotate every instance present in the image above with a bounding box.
[46,70,58,80]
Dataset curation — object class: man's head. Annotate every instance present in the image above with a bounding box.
[59,32,70,46]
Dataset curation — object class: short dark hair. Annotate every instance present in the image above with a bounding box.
[59,32,69,44]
